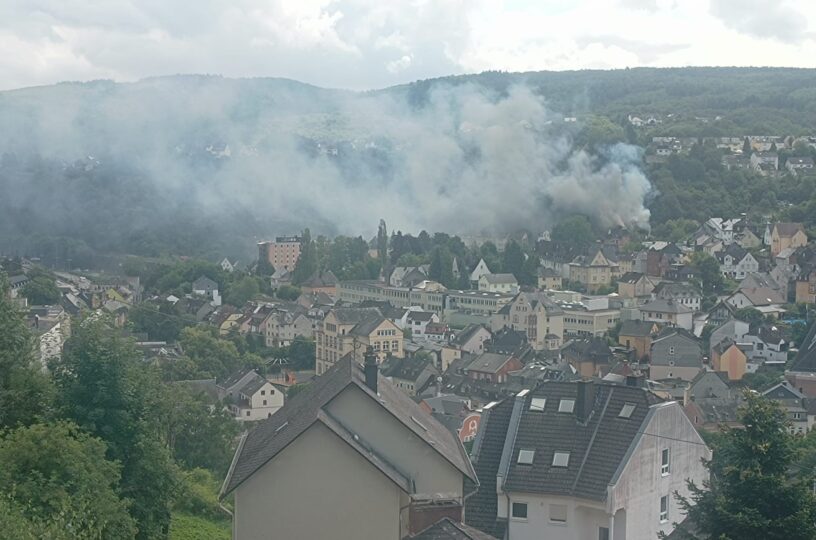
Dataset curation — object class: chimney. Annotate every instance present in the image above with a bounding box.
[364,346,378,394]
[575,379,595,424]
[625,374,643,387]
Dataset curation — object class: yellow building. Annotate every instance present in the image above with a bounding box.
[568,248,617,292]
[711,340,747,381]
[771,223,807,256]
[315,307,404,375]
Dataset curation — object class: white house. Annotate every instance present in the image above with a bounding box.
[220,352,477,539]
[478,273,520,294]
[217,370,285,421]
[716,245,759,280]
[405,310,441,338]
[470,259,492,287]
[639,298,694,331]
[466,382,710,540]
[192,275,222,306]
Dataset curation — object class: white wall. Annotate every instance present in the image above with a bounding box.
[608,403,710,540]
[505,493,610,540]
[233,422,405,540]
[326,385,464,498]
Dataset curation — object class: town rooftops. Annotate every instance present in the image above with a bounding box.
[653,281,701,297]
[221,354,476,497]
[301,269,338,288]
[640,298,692,314]
[465,352,516,375]
[732,287,785,306]
[788,156,814,166]
[466,381,665,533]
[451,324,489,347]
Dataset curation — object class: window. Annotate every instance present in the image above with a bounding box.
[511,502,528,519]
[669,346,675,355]
[530,397,547,411]
[518,449,535,465]
[659,495,669,522]
[260,390,265,395]
[262,400,267,406]
[552,451,570,467]
[559,399,575,413]
[549,504,567,523]
[619,403,636,418]
[599,527,610,540]
[661,448,670,475]
[245,411,250,417]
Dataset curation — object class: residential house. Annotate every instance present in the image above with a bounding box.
[716,244,759,280]
[618,320,659,361]
[762,381,812,435]
[424,322,451,343]
[652,282,702,312]
[464,352,524,384]
[682,371,742,433]
[220,258,238,273]
[490,292,565,351]
[217,369,284,421]
[568,248,617,292]
[740,325,788,367]
[264,309,313,348]
[786,156,814,174]
[645,243,682,278]
[788,321,816,397]
[795,266,816,304]
[560,297,621,338]
[750,151,778,171]
[382,354,440,397]
[269,267,292,289]
[706,301,738,327]
[300,269,338,296]
[725,287,785,317]
[735,228,762,249]
[617,272,656,299]
[537,267,563,290]
[192,275,222,306]
[315,307,404,375]
[470,259,492,287]
[441,325,493,373]
[465,381,710,540]
[478,273,519,295]
[406,310,441,338]
[650,329,703,381]
[639,299,693,331]
[390,265,431,288]
[420,395,481,444]
[708,319,750,357]
[710,339,747,381]
[770,223,807,256]
[220,353,477,539]
[561,337,613,377]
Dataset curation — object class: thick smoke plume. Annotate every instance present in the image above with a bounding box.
[0,76,651,253]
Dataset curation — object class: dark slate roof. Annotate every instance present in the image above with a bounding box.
[302,269,338,288]
[618,271,645,284]
[465,352,515,375]
[485,328,527,354]
[221,354,476,497]
[237,372,271,396]
[349,312,389,337]
[481,273,518,285]
[192,275,218,290]
[382,354,437,383]
[653,281,701,298]
[791,320,816,373]
[408,311,436,323]
[410,517,498,540]
[757,324,784,345]
[468,382,664,522]
[619,319,655,338]
[562,337,613,363]
[640,298,692,314]
[452,324,489,347]
[465,399,514,537]
[333,306,382,324]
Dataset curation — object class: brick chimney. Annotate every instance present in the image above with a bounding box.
[575,379,595,424]
[364,346,378,393]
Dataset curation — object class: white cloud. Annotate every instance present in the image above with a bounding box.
[0,0,815,91]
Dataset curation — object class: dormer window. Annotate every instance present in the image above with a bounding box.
[517,449,535,465]
[552,451,570,467]
[558,399,575,413]
[530,398,547,411]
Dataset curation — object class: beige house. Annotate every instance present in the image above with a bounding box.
[490,292,564,350]
[711,340,747,381]
[569,248,617,292]
[770,223,807,256]
[315,307,404,375]
[616,272,656,299]
[441,324,492,373]
[217,370,285,421]
[221,353,477,540]
[263,309,312,347]
[537,267,563,290]
[478,273,519,294]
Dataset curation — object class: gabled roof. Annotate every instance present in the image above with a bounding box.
[221,354,476,497]
[653,281,701,298]
[790,321,816,373]
[349,312,390,337]
[773,222,805,237]
[619,319,656,338]
[382,354,437,383]
[192,275,218,290]
[237,371,272,397]
[731,287,785,306]
[465,352,516,374]
[618,272,646,285]
[480,273,517,285]
[640,298,692,314]
[301,269,338,288]
[331,306,382,324]
[410,517,498,540]
[407,311,436,323]
[466,381,665,532]
[451,324,490,347]
[762,381,804,401]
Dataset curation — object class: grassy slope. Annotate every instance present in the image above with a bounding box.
[169,513,230,540]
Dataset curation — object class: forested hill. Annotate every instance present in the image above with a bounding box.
[2,67,816,266]
[390,67,816,135]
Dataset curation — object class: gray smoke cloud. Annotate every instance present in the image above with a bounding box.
[0,76,651,249]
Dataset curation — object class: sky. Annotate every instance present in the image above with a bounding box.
[2,0,816,92]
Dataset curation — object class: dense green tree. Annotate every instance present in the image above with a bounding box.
[53,319,179,539]
[734,307,765,328]
[671,393,816,540]
[162,388,239,474]
[690,252,725,295]
[130,300,195,342]
[502,241,525,280]
[0,422,137,539]
[292,229,317,285]
[551,215,595,249]
[223,276,261,307]
[479,242,501,273]
[429,246,455,288]
[176,327,244,379]
[276,285,301,301]
[0,274,53,429]
[377,219,388,266]
[742,137,752,156]
[288,336,316,370]
[21,275,61,305]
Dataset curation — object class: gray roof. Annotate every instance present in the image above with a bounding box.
[791,320,816,373]
[382,354,437,383]
[411,517,497,540]
[465,352,515,374]
[237,372,272,397]
[466,382,665,533]
[192,276,218,290]
[653,281,701,298]
[332,306,382,324]
[349,312,388,337]
[481,273,517,285]
[619,319,655,338]
[618,272,645,284]
[774,222,805,237]
[452,324,490,347]
[640,298,692,314]
[221,354,476,496]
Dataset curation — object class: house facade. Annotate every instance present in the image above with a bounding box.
[650,330,703,381]
[466,382,710,540]
[771,223,807,257]
[478,273,520,294]
[491,292,565,351]
[315,307,404,375]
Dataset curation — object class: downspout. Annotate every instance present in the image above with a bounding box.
[609,512,615,540]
